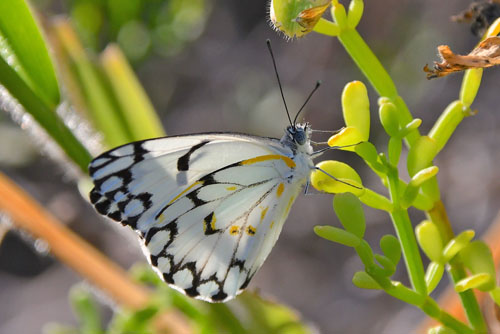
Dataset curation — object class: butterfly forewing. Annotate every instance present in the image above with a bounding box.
[89,133,309,302]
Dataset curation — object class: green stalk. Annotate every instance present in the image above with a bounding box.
[336,29,419,146]
[448,261,487,332]
[387,169,427,296]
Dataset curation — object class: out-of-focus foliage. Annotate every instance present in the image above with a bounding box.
[44,265,312,334]
[38,0,211,62]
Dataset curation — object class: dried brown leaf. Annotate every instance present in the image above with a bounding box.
[424,36,500,79]
[295,1,330,34]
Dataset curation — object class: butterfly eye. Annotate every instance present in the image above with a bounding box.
[294,130,306,145]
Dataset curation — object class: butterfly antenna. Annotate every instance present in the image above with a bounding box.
[293,80,321,125]
[266,39,294,129]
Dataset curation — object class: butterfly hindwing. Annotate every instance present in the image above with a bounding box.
[89,133,307,302]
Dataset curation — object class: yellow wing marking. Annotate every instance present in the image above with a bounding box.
[203,213,217,233]
[285,196,296,215]
[247,225,257,236]
[240,154,296,168]
[270,221,275,229]
[229,225,240,235]
[226,186,237,191]
[168,180,204,205]
[276,183,285,197]
[260,206,269,221]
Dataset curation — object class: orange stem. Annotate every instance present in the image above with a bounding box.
[0,172,191,334]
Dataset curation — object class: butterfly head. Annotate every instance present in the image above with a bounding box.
[282,123,312,154]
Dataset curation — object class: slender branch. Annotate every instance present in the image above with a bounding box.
[0,172,191,334]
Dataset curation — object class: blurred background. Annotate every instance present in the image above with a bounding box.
[1,0,499,333]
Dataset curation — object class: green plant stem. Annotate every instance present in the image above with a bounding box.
[317,10,487,331]
[387,169,427,296]
[428,202,487,331]
[448,260,487,332]
[336,29,420,146]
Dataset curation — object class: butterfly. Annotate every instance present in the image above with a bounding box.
[89,123,323,302]
[88,41,336,302]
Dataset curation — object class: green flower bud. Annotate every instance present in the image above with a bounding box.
[425,262,444,294]
[352,271,381,290]
[314,225,361,247]
[380,235,401,265]
[333,193,365,238]
[311,160,364,195]
[269,0,330,38]
[428,100,467,153]
[341,80,370,141]
[416,220,443,262]
[379,101,399,137]
[442,230,475,263]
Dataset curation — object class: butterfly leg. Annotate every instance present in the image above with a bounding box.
[313,166,363,190]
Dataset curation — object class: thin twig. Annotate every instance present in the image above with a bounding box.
[0,172,191,334]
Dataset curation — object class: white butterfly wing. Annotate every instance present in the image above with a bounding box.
[89,133,308,302]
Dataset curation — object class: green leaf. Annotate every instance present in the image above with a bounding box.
[407,136,438,177]
[425,262,444,294]
[69,285,103,334]
[374,254,396,276]
[428,100,466,154]
[415,220,443,263]
[455,273,492,293]
[333,193,366,238]
[341,81,370,141]
[101,45,165,141]
[460,69,483,108]
[0,0,60,107]
[379,101,399,137]
[352,271,381,290]
[314,225,361,247]
[54,20,132,148]
[0,55,92,171]
[442,230,475,263]
[237,292,312,334]
[380,235,401,265]
[460,240,496,291]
